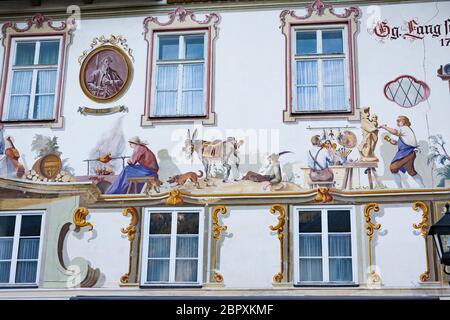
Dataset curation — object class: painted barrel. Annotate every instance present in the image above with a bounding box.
[39,154,62,179]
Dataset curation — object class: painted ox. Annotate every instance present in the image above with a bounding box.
[183,129,243,182]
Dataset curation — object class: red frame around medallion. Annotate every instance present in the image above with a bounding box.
[0,13,75,128]
[142,6,220,126]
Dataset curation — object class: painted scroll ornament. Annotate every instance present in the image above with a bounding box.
[78,105,128,116]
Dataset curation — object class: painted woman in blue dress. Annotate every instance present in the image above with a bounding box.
[106,136,159,194]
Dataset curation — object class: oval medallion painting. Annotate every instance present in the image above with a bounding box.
[80,45,132,103]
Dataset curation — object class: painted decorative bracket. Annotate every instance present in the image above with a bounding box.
[55,207,100,288]
[364,203,382,284]
[269,205,286,283]
[166,189,184,205]
[120,207,139,284]
[73,207,93,232]
[211,205,228,283]
[315,188,333,203]
[412,201,430,282]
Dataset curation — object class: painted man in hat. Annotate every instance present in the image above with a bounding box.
[379,115,425,188]
[106,136,159,194]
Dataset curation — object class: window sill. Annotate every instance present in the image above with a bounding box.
[141,112,215,127]
[139,284,203,289]
[1,116,64,128]
[294,283,359,288]
[0,284,39,289]
[283,109,360,122]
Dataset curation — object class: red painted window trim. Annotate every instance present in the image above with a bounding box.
[0,14,74,128]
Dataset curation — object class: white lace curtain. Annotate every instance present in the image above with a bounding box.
[9,42,58,121]
[154,63,204,117]
[299,233,352,282]
[295,59,346,112]
[0,238,39,283]
[147,235,198,282]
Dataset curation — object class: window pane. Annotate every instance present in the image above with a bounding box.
[11,71,33,94]
[185,35,204,60]
[176,236,198,258]
[182,64,204,115]
[158,36,179,60]
[177,213,199,234]
[299,234,322,257]
[147,259,169,282]
[0,262,11,283]
[18,238,40,259]
[154,65,178,117]
[298,211,321,232]
[36,70,57,94]
[175,260,198,282]
[322,30,343,54]
[297,87,318,112]
[149,213,172,234]
[39,41,60,65]
[148,236,170,258]
[327,210,351,232]
[33,95,55,120]
[15,42,36,65]
[20,215,42,237]
[8,96,30,120]
[329,258,352,281]
[0,216,16,237]
[299,258,322,281]
[296,31,317,55]
[295,60,318,112]
[322,60,344,85]
[297,60,318,85]
[15,261,37,283]
[0,238,13,260]
[328,234,351,257]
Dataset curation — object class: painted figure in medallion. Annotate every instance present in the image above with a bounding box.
[87,55,124,98]
[106,136,159,194]
[379,115,425,188]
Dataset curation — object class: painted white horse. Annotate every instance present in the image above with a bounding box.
[183,129,243,182]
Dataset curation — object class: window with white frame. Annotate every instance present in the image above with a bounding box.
[294,206,357,284]
[150,32,206,118]
[3,37,61,121]
[0,211,44,286]
[293,26,350,113]
[141,208,204,286]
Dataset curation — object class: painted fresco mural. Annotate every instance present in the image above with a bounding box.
[0,1,448,196]
[0,0,449,296]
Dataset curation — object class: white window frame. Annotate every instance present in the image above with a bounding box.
[2,36,63,121]
[0,210,45,287]
[140,207,205,287]
[291,24,350,114]
[150,30,208,118]
[293,205,358,285]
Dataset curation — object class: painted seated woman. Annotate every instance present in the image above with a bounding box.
[106,136,159,194]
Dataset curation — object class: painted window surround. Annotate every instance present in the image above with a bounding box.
[0,14,74,128]
[142,6,220,127]
[280,0,360,122]
[293,205,359,286]
[0,210,45,288]
[140,207,205,287]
